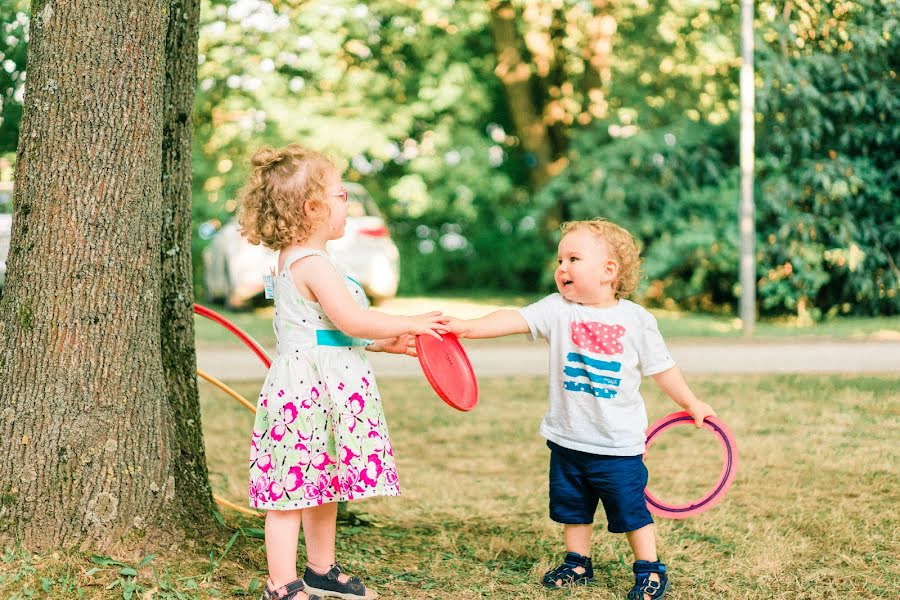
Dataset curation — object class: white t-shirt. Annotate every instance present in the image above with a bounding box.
[519,294,675,456]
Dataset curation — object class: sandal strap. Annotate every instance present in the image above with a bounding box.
[628,561,669,600]
[305,563,367,596]
[542,552,594,588]
[264,578,309,600]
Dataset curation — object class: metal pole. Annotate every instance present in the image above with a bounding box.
[739,0,756,336]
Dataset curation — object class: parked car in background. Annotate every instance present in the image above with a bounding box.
[0,182,12,290]
[202,182,400,308]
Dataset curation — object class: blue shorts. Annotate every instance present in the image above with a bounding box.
[547,441,653,533]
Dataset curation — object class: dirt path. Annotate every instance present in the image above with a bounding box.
[196,340,900,381]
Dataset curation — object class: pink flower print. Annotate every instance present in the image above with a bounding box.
[311,451,335,471]
[340,445,360,466]
[367,430,385,453]
[300,386,320,410]
[250,475,270,506]
[256,453,273,473]
[383,468,399,487]
[271,401,298,441]
[293,443,312,467]
[341,393,365,433]
[259,394,269,409]
[284,465,306,493]
[338,382,345,391]
[360,453,384,488]
[333,466,364,498]
[570,321,625,355]
[361,377,370,388]
[268,480,285,502]
[303,473,335,505]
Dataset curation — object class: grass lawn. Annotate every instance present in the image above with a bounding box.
[194,295,900,350]
[4,373,897,598]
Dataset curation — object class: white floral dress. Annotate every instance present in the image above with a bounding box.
[248,248,400,510]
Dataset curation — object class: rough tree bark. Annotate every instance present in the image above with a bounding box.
[0,0,214,550]
[159,0,215,530]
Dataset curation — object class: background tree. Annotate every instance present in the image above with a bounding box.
[0,0,213,550]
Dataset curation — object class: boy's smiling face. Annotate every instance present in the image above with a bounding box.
[554,229,619,305]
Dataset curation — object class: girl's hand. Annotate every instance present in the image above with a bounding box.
[409,311,449,340]
[686,400,716,427]
[376,334,418,357]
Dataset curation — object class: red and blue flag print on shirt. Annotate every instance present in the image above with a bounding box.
[564,322,624,399]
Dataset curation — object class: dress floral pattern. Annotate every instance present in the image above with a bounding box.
[248,249,400,510]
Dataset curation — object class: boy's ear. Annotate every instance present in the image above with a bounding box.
[602,258,620,281]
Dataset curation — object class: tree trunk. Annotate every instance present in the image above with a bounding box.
[489,0,555,190]
[160,0,216,531]
[0,0,174,550]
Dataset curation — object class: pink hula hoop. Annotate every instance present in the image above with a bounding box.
[644,411,738,519]
[193,304,272,369]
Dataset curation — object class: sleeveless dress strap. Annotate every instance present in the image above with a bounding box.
[280,248,328,277]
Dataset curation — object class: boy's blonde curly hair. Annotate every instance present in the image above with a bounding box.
[237,145,336,250]
[560,218,642,298]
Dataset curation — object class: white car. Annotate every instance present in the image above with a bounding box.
[0,182,11,289]
[202,182,400,308]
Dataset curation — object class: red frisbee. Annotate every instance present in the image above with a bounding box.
[644,411,738,519]
[415,333,479,411]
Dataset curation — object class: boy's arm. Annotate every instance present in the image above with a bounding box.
[447,309,530,339]
[651,366,716,427]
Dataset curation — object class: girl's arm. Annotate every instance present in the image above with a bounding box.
[298,257,446,339]
[651,366,716,427]
[447,309,530,339]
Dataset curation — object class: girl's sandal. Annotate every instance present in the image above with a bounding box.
[627,560,670,600]
[261,578,322,600]
[541,552,595,588]
[303,563,378,599]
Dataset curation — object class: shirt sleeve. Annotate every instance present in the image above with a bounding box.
[518,293,564,341]
[637,307,675,376]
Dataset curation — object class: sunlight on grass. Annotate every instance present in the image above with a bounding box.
[4,374,896,598]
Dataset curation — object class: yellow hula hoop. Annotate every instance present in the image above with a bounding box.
[196,368,257,413]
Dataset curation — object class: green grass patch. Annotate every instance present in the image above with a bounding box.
[4,374,897,598]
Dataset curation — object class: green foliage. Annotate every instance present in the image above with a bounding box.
[537,120,742,311]
[753,0,900,317]
[538,0,898,318]
[0,1,28,154]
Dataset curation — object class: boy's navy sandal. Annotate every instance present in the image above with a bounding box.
[541,551,595,588]
[261,578,321,600]
[627,560,670,600]
[302,563,378,599]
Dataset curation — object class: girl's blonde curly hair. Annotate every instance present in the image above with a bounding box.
[560,218,642,298]
[237,145,336,250]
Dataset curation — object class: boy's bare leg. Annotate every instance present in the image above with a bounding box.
[564,523,592,557]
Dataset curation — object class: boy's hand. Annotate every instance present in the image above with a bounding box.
[445,317,471,338]
[686,400,716,427]
[377,334,418,357]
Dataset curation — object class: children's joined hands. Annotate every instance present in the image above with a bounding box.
[410,311,449,339]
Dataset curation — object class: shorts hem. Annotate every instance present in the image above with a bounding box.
[607,516,654,534]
